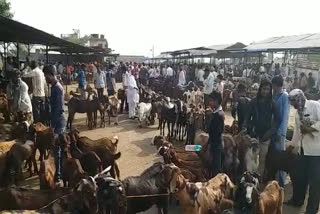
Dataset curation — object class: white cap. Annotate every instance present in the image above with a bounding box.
[289,89,304,97]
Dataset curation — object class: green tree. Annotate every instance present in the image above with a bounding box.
[0,0,13,18]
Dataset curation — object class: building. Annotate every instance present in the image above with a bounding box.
[85,34,108,49]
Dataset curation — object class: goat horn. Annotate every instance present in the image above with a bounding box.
[93,166,112,179]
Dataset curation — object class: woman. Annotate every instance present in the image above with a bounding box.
[243,80,280,175]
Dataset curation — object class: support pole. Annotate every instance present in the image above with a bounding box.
[16,42,20,67]
[46,45,49,63]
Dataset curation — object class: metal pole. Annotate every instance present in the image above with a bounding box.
[46,45,49,63]
[16,42,20,66]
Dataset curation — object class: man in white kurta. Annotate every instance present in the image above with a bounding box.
[178,69,186,87]
[203,70,215,106]
[127,73,139,119]
[287,89,320,213]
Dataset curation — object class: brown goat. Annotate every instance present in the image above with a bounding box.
[1,177,99,214]
[39,151,56,190]
[34,125,55,161]
[257,181,284,214]
[0,186,70,211]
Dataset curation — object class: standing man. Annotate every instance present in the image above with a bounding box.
[127,72,139,119]
[22,61,48,123]
[166,65,174,80]
[7,69,33,124]
[271,75,290,188]
[77,64,87,100]
[93,64,106,100]
[106,64,116,96]
[139,63,149,86]
[197,66,205,83]
[203,68,215,107]
[178,66,186,87]
[307,72,315,91]
[287,89,320,214]
[207,91,225,177]
[43,65,66,187]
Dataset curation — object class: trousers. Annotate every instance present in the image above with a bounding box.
[97,88,104,100]
[271,136,286,187]
[53,115,66,181]
[258,139,270,177]
[128,102,136,118]
[32,96,45,123]
[295,155,320,214]
[211,146,222,178]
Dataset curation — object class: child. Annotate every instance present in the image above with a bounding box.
[207,91,225,178]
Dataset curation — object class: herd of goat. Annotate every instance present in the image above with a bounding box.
[0,118,295,213]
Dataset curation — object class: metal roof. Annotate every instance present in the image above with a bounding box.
[206,42,246,51]
[0,15,93,53]
[245,33,320,52]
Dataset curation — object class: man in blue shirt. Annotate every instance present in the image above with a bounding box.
[271,75,290,187]
[77,64,87,100]
[43,65,66,187]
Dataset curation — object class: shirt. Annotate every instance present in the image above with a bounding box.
[208,106,225,149]
[50,81,65,127]
[273,90,290,137]
[289,100,320,156]
[203,72,215,95]
[23,67,48,97]
[105,70,115,90]
[93,70,106,88]
[197,69,205,81]
[57,64,64,74]
[77,69,86,89]
[7,79,32,113]
[178,70,186,86]
[166,67,174,77]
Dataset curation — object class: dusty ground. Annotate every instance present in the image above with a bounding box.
[18,83,314,213]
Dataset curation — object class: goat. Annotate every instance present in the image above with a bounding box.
[106,95,120,126]
[0,186,70,211]
[0,177,99,214]
[122,163,180,214]
[257,181,284,214]
[39,150,56,190]
[137,102,152,127]
[75,135,121,179]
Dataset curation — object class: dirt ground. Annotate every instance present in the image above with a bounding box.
[18,83,315,214]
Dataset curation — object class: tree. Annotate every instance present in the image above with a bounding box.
[0,0,13,18]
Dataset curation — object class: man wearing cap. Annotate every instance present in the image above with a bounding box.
[7,69,33,124]
[287,89,320,213]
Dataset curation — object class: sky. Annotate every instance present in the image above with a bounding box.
[9,0,320,57]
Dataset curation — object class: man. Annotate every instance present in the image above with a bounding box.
[207,91,224,178]
[43,65,66,187]
[287,89,320,214]
[197,66,205,82]
[166,65,174,79]
[307,72,315,91]
[126,72,139,119]
[23,61,48,123]
[106,64,116,96]
[77,64,87,100]
[139,63,149,86]
[231,83,251,130]
[7,69,33,124]
[215,74,224,96]
[300,72,308,91]
[178,66,186,87]
[203,68,215,107]
[57,62,64,76]
[271,75,290,188]
[93,64,106,100]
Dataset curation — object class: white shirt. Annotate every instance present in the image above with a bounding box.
[58,64,64,74]
[23,67,48,97]
[289,100,320,156]
[197,69,205,82]
[216,82,224,95]
[7,79,32,113]
[149,68,159,78]
[178,70,186,86]
[203,72,215,95]
[166,67,174,77]
[93,70,106,88]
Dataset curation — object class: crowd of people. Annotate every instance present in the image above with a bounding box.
[1,56,320,213]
